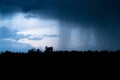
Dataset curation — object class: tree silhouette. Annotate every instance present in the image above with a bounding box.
[45,46,53,53]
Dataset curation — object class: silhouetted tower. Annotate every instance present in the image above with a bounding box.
[45,46,53,53]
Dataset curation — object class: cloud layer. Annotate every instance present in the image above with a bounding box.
[0,0,120,51]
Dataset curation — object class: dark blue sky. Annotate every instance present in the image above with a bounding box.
[0,0,120,51]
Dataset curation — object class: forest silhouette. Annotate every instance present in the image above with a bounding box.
[1,47,120,78]
[0,46,120,65]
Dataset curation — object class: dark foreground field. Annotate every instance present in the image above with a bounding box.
[1,50,120,79]
[0,50,120,65]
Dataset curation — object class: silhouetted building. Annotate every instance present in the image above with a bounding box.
[45,46,53,53]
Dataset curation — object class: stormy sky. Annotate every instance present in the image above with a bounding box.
[0,0,120,51]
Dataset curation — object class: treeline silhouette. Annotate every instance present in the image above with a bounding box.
[1,48,120,56]
[0,48,120,65]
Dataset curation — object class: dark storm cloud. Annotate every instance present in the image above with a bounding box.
[1,0,120,25]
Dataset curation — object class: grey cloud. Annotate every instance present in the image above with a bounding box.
[28,37,42,40]
[28,34,58,40]
[0,27,17,39]
[43,34,58,38]
[0,26,31,40]
[0,26,33,52]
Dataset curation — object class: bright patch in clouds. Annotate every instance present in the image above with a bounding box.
[0,12,59,50]
[18,37,59,49]
[12,13,59,34]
